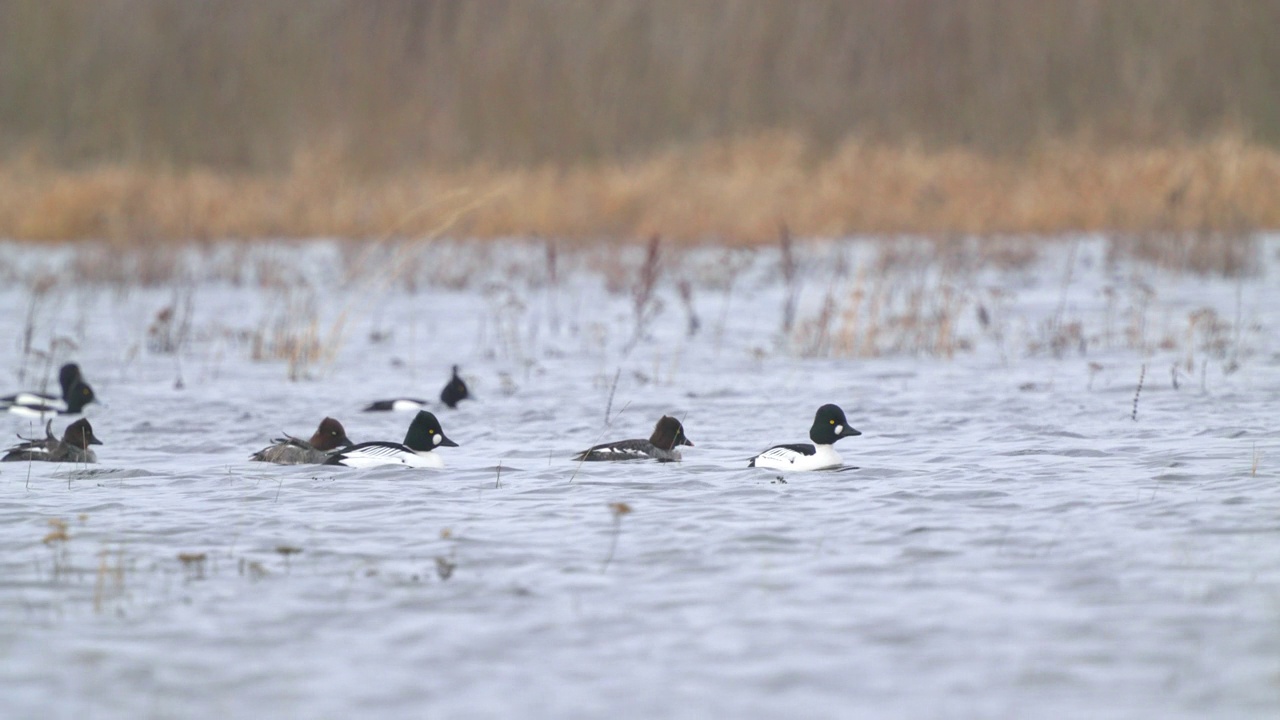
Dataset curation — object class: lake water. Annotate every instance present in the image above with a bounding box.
[1,236,1277,719]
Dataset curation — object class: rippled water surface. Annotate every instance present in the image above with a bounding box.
[1,238,1277,719]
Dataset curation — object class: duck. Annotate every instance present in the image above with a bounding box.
[250,417,353,465]
[439,365,470,409]
[363,365,470,412]
[2,418,103,463]
[1,363,97,417]
[325,410,458,468]
[748,404,861,471]
[573,415,694,462]
[361,396,430,412]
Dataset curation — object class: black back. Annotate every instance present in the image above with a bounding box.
[362,398,426,412]
[747,443,816,466]
[774,443,817,456]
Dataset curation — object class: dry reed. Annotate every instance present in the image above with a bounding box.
[5,2,1279,255]
[6,2,1280,167]
[625,235,663,351]
[0,135,1276,245]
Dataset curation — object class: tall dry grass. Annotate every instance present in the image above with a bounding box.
[2,2,1279,247]
[0,134,1277,245]
[4,1,1279,168]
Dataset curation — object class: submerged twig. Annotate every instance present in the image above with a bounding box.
[601,502,632,573]
[1131,363,1146,421]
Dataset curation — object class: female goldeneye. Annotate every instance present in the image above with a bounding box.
[2,418,103,463]
[363,365,470,411]
[325,410,458,468]
[748,404,861,471]
[1,363,97,417]
[573,416,693,462]
[250,417,353,465]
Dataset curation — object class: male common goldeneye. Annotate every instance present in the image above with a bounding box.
[1,363,97,417]
[748,404,861,471]
[250,417,353,465]
[439,365,470,409]
[325,410,458,468]
[363,365,470,412]
[573,416,694,462]
[2,418,103,463]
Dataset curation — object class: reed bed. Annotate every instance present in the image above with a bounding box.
[6,2,1279,166]
[1,134,1277,244]
[4,234,1260,386]
[5,3,1278,246]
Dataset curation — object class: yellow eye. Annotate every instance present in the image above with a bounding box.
[829,419,835,424]
[428,429,435,434]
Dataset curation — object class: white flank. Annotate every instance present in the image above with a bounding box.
[752,444,843,472]
[6,404,62,419]
[334,443,444,469]
[10,392,61,408]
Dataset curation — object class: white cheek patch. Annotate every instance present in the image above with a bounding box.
[432,434,443,446]
[834,425,843,435]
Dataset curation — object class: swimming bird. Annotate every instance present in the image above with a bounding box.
[361,395,430,412]
[363,365,469,412]
[250,417,353,465]
[2,418,103,463]
[1,363,97,417]
[440,365,470,409]
[748,404,860,471]
[573,416,693,462]
[325,410,458,468]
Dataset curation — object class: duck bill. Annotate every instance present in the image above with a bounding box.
[682,437,695,447]
[438,435,459,447]
[843,427,862,437]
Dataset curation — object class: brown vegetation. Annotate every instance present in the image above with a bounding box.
[3,2,1279,243]
[1,134,1278,243]
[5,1,1279,167]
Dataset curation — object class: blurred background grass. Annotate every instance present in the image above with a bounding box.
[2,0,1278,242]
